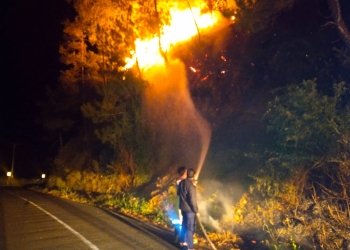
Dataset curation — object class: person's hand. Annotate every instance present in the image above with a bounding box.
[196,212,200,217]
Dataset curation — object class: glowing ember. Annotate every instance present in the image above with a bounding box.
[190,66,198,73]
[125,5,223,70]
[201,75,209,81]
[220,55,227,62]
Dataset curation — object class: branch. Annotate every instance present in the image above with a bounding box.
[327,0,350,46]
[186,0,201,41]
[154,0,168,63]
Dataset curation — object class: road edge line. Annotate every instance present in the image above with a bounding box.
[18,195,99,250]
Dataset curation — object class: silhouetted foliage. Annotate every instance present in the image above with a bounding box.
[265,80,350,169]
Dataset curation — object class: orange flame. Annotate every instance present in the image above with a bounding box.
[123,1,232,179]
[125,4,223,70]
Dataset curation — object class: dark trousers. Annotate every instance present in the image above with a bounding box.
[181,211,196,249]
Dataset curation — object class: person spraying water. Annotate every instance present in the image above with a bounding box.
[178,168,198,250]
[174,166,188,243]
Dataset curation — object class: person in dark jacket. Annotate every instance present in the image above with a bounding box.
[178,168,198,250]
[175,166,187,243]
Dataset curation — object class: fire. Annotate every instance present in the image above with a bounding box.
[125,4,223,70]
[123,1,231,180]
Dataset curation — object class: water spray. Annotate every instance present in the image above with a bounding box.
[194,118,211,180]
[123,3,227,249]
[193,122,217,250]
[142,45,217,250]
[191,111,216,249]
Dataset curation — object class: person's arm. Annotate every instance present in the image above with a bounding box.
[188,183,198,213]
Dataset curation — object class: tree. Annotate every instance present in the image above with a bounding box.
[81,74,151,180]
[234,0,296,34]
[264,79,350,168]
[60,0,134,86]
[60,0,180,87]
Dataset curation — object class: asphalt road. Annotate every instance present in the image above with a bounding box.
[0,187,178,250]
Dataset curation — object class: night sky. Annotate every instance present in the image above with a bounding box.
[0,0,72,177]
[0,0,349,178]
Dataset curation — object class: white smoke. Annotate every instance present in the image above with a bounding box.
[197,179,244,231]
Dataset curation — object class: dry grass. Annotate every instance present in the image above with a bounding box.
[232,162,350,249]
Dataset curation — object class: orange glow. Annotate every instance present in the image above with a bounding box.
[124,3,223,70]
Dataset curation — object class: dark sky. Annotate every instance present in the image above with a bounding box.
[0,0,72,177]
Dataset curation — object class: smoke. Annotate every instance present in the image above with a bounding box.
[197,178,244,231]
[141,59,211,175]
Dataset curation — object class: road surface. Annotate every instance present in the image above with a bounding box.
[0,187,178,250]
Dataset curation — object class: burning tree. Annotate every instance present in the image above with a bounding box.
[58,0,237,179]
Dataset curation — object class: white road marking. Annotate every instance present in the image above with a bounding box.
[18,195,99,250]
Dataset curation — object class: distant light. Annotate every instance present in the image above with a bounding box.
[41,174,46,179]
[7,171,12,177]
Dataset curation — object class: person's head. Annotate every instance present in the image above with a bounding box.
[187,168,196,179]
[177,166,187,179]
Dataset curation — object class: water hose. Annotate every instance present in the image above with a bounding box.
[196,214,218,250]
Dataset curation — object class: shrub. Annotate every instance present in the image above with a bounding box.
[232,79,350,249]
